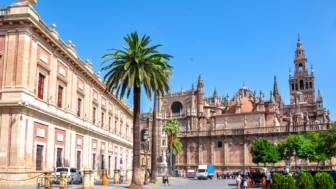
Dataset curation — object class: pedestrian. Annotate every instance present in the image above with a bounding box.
[236,174,242,189]
[163,174,169,186]
[266,171,272,189]
[242,177,248,189]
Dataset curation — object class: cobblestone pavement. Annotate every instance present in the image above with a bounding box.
[2,178,260,189]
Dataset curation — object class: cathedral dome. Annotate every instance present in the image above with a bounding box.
[240,97,254,113]
[226,97,254,113]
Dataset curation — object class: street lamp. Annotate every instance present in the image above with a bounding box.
[142,128,150,185]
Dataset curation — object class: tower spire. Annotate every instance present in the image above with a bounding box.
[273,75,279,96]
[213,88,218,97]
[295,33,305,59]
[197,75,203,91]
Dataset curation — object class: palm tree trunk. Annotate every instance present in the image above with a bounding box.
[169,144,173,176]
[131,86,142,187]
[150,93,157,182]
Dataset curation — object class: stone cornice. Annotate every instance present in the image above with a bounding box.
[0,7,133,117]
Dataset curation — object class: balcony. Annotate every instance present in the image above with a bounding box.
[178,123,331,138]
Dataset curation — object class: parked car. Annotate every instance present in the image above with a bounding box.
[54,167,82,184]
[196,165,208,180]
[186,168,196,178]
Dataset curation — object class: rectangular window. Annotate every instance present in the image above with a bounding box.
[92,107,96,124]
[77,98,82,117]
[92,153,96,170]
[108,116,111,131]
[57,85,63,108]
[56,147,63,167]
[36,144,44,171]
[217,141,223,148]
[114,156,118,170]
[101,112,105,128]
[108,156,111,175]
[76,151,81,170]
[119,121,122,136]
[291,83,295,91]
[115,119,118,134]
[37,73,45,99]
[162,139,167,146]
[101,154,105,170]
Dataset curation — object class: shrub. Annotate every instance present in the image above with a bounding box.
[296,171,314,189]
[272,172,296,189]
[314,172,334,189]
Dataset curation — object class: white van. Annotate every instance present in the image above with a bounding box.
[196,165,208,180]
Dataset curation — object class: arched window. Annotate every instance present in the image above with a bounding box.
[171,101,183,113]
[298,64,303,72]
[300,80,304,90]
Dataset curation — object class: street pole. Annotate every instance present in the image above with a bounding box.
[144,133,150,185]
[151,94,158,182]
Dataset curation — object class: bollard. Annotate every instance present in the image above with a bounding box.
[43,172,52,189]
[59,171,68,189]
[101,169,108,186]
[126,170,132,183]
[83,170,92,189]
[113,170,120,184]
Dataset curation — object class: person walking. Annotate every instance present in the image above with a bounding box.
[266,171,272,189]
[242,176,248,189]
[236,174,242,189]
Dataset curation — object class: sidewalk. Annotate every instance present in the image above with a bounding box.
[0,177,181,189]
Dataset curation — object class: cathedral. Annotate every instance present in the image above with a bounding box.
[141,36,331,174]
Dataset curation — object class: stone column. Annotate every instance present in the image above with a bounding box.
[83,170,92,189]
[8,112,26,169]
[198,143,202,164]
[243,138,247,169]
[211,140,214,164]
[186,141,189,168]
[223,139,227,166]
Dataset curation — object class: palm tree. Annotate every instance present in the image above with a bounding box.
[163,119,183,175]
[101,32,172,188]
[150,93,158,183]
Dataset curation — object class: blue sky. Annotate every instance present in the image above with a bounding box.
[2,0,335,118]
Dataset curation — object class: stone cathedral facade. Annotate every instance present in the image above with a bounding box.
[142,37,331,173]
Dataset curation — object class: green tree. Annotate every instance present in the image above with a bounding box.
[102,32,172,188]
[272,172,297,189]
[296,171,314,189]
[278,134,313,167]
[163,119,183,175]
[320,124,336,168]
[305,132,329,168]
[251,138,279,166]
[314,172,334,189]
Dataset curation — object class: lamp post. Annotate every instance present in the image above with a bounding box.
[143,128,150,185]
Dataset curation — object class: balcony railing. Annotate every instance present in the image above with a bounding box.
[178,123,331,138]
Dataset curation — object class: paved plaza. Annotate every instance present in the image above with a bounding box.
[2,178,252,189]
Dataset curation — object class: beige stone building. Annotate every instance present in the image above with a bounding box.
[144,36,331,174]
[0,1,133,184]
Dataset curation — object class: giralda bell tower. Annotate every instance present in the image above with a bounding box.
[289,35,315,105]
